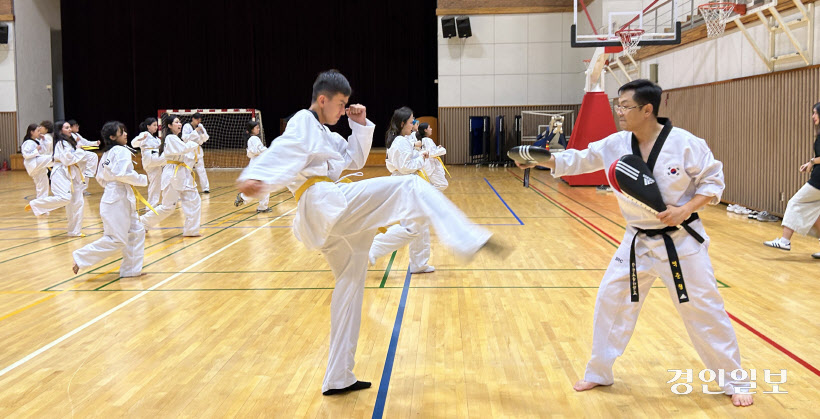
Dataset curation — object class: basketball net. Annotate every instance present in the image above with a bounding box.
[698,3,737,38]
[615,28,644,56]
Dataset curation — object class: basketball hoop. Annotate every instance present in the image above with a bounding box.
[615,28,645,56]
[698,2,744,38]
[583,59,591,69]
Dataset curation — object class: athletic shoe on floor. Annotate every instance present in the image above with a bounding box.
[763,238,791,251]
[234,192,245,207]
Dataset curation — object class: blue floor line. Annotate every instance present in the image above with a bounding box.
[372,266,413,418]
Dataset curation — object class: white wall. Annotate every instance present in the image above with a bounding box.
[604,2,820,96]
[0,22,15,112]
[438,12,598,107]
[13,0,61,146]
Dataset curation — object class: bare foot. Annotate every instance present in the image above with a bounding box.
[573,380,601,391]
[72,263,79,274]
[731,393,753,407]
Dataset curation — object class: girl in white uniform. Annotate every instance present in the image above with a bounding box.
[72,121,147,276]
[70,120,100,181]
[131,117,165,208]
[140,115,202,237]
[181,113,210,193]
[26,121,86,237]
[21,123,51,201]
[368,107,436,274]
[238,70,500,396]
[418,122,449,191]
[234,120,272,212]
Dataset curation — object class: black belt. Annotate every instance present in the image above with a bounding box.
[630,213,704,304]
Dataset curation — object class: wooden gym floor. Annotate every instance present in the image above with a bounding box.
[0,166,818,418]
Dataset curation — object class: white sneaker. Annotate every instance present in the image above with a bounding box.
[763,238,791,251]
[727,204,736,212]
[812,252,820,259]
[412,266,436,274]
[733,206,747,214]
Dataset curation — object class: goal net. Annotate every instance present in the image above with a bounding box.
[157,108,266,169]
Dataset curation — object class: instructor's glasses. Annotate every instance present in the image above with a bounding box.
[615,104,644,114]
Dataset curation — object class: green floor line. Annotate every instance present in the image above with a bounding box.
[94,197,294,290]
[0,229,105,266]
[64,283,727,292]
[378,251,397,288]
[202,190,288,225]
[0,220,105,254]
[529,174,627,230]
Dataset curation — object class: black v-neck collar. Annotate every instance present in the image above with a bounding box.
[309,110,321,124]
[631,118,672,172]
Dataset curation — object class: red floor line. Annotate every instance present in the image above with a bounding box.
[507,170,621,244]
[509,169,820,378]
[726,312,820,377]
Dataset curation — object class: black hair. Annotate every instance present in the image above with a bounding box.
[139,117,158,134]
[813,102,820,134]
[53,120,76,147]
[67,119,78,127]
[40,120,54,134]
[385,106,413,149]
[100,121,123,151]
[311,69,352,103]
[23,123,39,143]
[416,122,429,143]
[245,120,260,137]
[618,79,662,117]
[192,112,203,120]
[160,114,180,155]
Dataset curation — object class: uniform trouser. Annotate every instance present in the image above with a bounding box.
[583,239,745,394]
[28,168,84,236]
[140,184,202,236]
[240,192,270,210]
[369,223,431,272]
[82,151,99,178]
[427,164,448,191]
[145,166,164,207]
[193,158,209,191]
[73,199,145,277]
[29,170,50,199]
[320,175,490,392]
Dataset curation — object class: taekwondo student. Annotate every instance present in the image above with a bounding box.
[181,112,210,193]
[69,120,100,190]
[73,121,147,277]
[516,79,753,407]
[368,107,436,274]
[233,120,273,212]
[238,70,504,396]
[140,115,202,237]
[26,121,87,237]
[131,117,165,208]
[21,123,52,201]
[418,122,449,191]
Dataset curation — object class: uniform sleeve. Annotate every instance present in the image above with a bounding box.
[247,136,266,157]
[238,113,313,189]
[131,132,149,148]
[21,140,40,159]
[198,125,209,144]
[424,138,446,157]
[685,137,725,204]
[105,148,148,187]
[390,137,425,174]
[56,141,87,166]
[76,135,99,147]
[336,118,375,171]
[181,124,199,143]
[164,135,200,155]
[550,137,609,177]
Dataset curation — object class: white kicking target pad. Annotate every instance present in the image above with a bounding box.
[507,145,551,164]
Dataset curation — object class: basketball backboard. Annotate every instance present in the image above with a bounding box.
[571,0,682,48]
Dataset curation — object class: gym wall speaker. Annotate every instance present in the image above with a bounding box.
[0,24,8,45]
[441,17,456,39]
[456,16,472,38]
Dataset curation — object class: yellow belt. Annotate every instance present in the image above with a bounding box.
[67,164,85,193]
[167,160,196,184]
[130,186,159,215]
[294,176,352,203]
[418,169,430,183]
[81,146,99,151]
[435,156,451,178]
